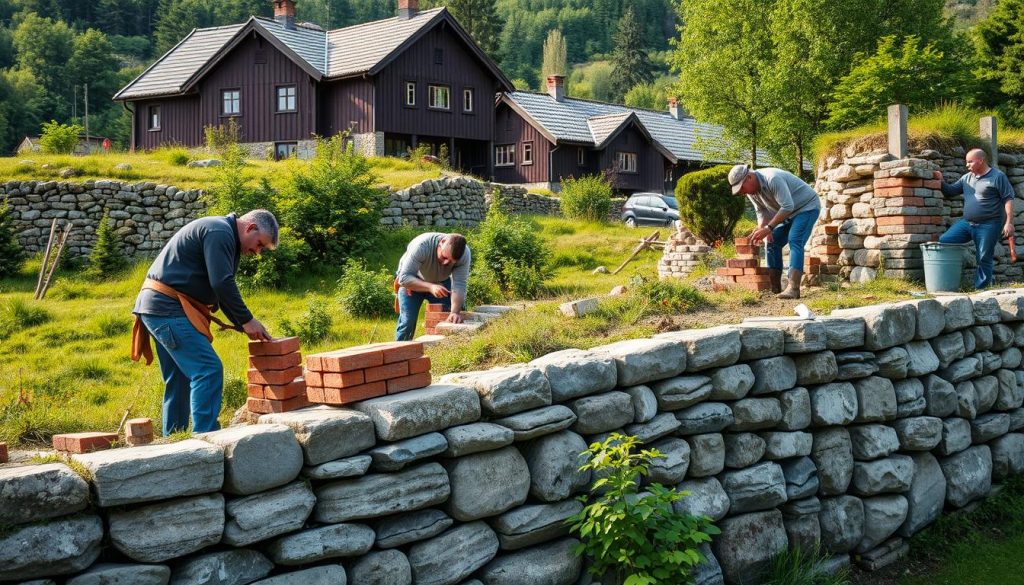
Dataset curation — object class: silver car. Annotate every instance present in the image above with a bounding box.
[621,193,680,228]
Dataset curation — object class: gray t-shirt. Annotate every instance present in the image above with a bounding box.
[396,232,471,296]
[747,168,822,225]
[940,167,1015,222]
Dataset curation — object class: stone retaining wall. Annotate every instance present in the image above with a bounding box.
[6,290,1024,584]
[380,176,488,229]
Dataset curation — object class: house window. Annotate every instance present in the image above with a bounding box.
[276,85,296,112]
[577,147,585,166]
[405,82,416,106]
[463,88,474,113]
[148,105,161,130]
[495,144,515,167]
[617,151,637,173]
[275,142,297,160]
[434,48,444,65]
[522,141,533,166]
[665,168,673,183]
[222,89,241,115]
[428,85,450,110]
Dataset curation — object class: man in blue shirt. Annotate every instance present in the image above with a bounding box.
[934,149,1016,289]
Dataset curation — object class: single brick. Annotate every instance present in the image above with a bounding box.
[262,378,308,400]
[307,387,326,403]
[377,342,425,364]
[54,432,118,454]
[249,352,302,371]
[734,245,755,256]
[248,336,301,356]
[727,258,759,269]
[408,356,431,375]
[307,349,384,372]
[247,366,303,386]
[386,372,433,394]
[307,369,366,389]
[426,304,446,312]
[735,237,751,246]
[317,382,387,405]
[823,225,840,235]
[247,384,265,399]
[126,433,154,447]
[246,394,310,414]
[124,418,154,437]
[743,267,768,275]
[365,361,410,383]
[736,275,771,284]
[0,442,7,463]
[719,268,744,276]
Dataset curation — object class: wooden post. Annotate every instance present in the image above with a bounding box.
[981,116,999,171]
[34,219,58,300]
[887,104,908,159]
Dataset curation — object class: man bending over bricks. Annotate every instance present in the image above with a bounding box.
[933,148,1015,289]
[395,232,471,341]
[729,164,822,299]
[131,209,277,435]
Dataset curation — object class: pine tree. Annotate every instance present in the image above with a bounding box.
[447,0,502,56]
[539,29,568,89]
[0,201,26,279]
[87,211,127,279]
[609,7,653,102]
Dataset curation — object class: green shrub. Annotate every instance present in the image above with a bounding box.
[568,433,720,584]
[674,165,747,246]
[559,174,612,222]
[629,274,710,314]
[39,120,83,154]
[157,147,191,166]
[238,226,307,289]
[502,259,546,299]
[337,258,395,318]
[278,299,333,344]
[4,298,51,328]
[472,208,550,295]
[465,270,504,307]
[204,119,241,154]
[86,211,128,279]
[0,201,26,278]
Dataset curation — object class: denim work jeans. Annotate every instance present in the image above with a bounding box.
[766,209,818,272]
[139,313,225,436]
[395,278,453,341]
[939,217,1002,289]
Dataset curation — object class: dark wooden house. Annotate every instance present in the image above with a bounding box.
[113,0,512,175]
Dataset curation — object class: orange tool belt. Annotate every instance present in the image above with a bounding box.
[130,278,242,365]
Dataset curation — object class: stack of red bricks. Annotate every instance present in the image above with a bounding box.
[52,432,118,454]
[424,303,448,335]
[247,336,310,415]
[873,173,945,237]
[306,341,431,405]
[715,237,773,291]
[124,418,154,447]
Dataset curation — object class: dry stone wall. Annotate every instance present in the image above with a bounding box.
[6,289,1024,584]
[658,225,713,279]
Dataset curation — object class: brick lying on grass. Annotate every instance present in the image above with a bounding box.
[53,432,119,454]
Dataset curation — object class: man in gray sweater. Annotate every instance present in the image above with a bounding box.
[395,232,471,340]
[729,164,822,299]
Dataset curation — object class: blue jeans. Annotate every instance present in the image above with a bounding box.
[766,210,818,272]
[139,314,224,435]
[940,217,1002,289]
[395,278,453,341]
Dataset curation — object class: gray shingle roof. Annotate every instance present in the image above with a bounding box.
[326,7,445,78]
[256,17,327,75]
[587,112,633,148]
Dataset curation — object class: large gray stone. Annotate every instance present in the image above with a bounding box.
[818,316,866,350]
[923,375,958,417]
[686,433,725,477]
[930,331,966,365]
[780,457,819,500]
[570,392,634,434]
[647,437,691,484]
[0,515,102,581]
[1011,406,1024,431]
[223,481,315,546]
[108,494,224,562]
[348,550,411,585]
[721,462,788,513]
[354,385,481,441]
[904,341,940,376]
[937,417,973,456]
[955,380,979,420]
[850,455,914,496]
[623,412,681,443]
[992,323,1016,350]
[907,298,945,339]
[675,403,734,434]
[730,398,782,431]
[981,289,1024,321]
[369,433,448,472]
[0,463,89,525]
[440,367,551,416]
[748,356,798,395]
[990,433,1024,480]
[73,439,223,506]
[809,382,858,426]
[833,304,916,350]
[723,433,766,469]
[970,413,1010,443]
[66,563,170,585]
[974,375,1000,414]
[875,347,910,379]
[490,500,582,550]
[761,431,813,459]
[692,545,726,585]
[894,378,927,417]
[899,453,946,537]
[493,405,576,441]
[793,352,838,385]
[169,550,272,585]
[972,325,995,351]
[373,509,453,548]
[938,356,982,383]
[853,376,897,422]
[730,324,785,359]
[712,510,789,585]
[522,430,591,502]
[529,349,617,401]
[856,495,908,553]
[442,423,514,457]
[972,295,1003,324]
[444,446,530,521]
[778,388,812,430]
[812,428,853,495]
[407,522,499,585]
[198,424,302,495]
[940,445,993,508]
[624,385,658,423]
[259,407,376,465]
[780,497,821,552]
[250,565,346,585]
[849,425,900,460]
[936,296,974,331]
[265,523,374,565]
[314,463,450,523]
[656,327,741,372]
[650,375,713,410]
[818,495,864,554]
[994,369,1024,411]
[709,364,755,400]
[745,319,827,353]
[592,338,686,386]
[674,477,730,521]
[892,416,943,451]
[1001,347,1022,369]
[302,455,372,480]
[478,538,581,585]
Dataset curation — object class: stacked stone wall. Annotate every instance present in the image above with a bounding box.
[380,176,488,229]
[6,290,1024,584]
[657,225,712,280]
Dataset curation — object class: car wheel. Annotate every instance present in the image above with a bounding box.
[625,216,637,228]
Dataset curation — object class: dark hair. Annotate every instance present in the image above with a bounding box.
[445,233,467,260]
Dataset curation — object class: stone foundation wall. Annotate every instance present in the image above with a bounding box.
[6,290,1024,584]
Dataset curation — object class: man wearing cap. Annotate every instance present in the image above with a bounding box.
[933,148,1015,289]
[394,232,471,341]
[729,164,822,299]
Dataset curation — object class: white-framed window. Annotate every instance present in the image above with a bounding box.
[665,167,673,183]
[275,142,297,160]
[148,105,161,130]
[522,141,533,165]
[495,144,515,167]
[222,89,240,115]
[577,147,585,166]
[463,88,474,112]
[276,85,296,112]
[617,151,637,173]
[428,85,450,110]
[405,82,416,106]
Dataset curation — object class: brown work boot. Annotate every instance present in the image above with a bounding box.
[778,270,803,299]
[767,269,783,294]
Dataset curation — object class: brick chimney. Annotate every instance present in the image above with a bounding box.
[273,0,296,29]
[547,75,565,102]
[398,0,419,19]
[668,97,682,120]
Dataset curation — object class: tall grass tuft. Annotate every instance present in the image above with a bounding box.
[3,298,51,328]
[763,546,849,585]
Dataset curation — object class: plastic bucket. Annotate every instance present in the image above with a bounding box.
[920,242,965,293]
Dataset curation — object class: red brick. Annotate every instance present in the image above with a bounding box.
[734,237,751,246]
[877,216,917,226]
[248,336,301,356]
[923,179,941,189]
[126,434,153,447]
[426,303,446,313]
[736,275,771,284]
[425,326,438,335]
[306,369,365,388]
[875,177,923,189]
[823,224,840,235]
[378,342,425,364]
[307,386,326,403]
[262,378,308,400]
[813,245,842,255]
[247,366,303,386]
[247,384,265,398]
[408,356,432,374]
[425,312,450,324]
[734,245,755,256]
[727,258,759,269]
[875,186,917,197]
[365,361,410,382]
[125,418,153,437]
[246,394,310,414]
[0,442,7,463]
[54,432,118,454]
[743,267,768,275]
[387,372,432,394]
[807,257,822,266]
[718,268,744,276]
[316,381,387,405]
[307,349,384,373]
[249,352,302,371]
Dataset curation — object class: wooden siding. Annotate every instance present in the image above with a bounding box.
[552,146,592,183]
[133,96,201,150]
[598,125,667,193]
[375,21,498,141]
[320,77,375,136]
[492,103,550,184]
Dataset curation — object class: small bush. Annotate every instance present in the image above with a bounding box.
[95,314,131,337]
[0,201,26,278]
[547,250,600,270]
[502,259,546,299]
[629,274,710,314]
[204,119,241,154]
[278,299,333,344]
[337,258,395,318]
[4,298,51,328]
[675,165,747,246]
[86,211,128,279]
[157,147,191,166]
[472,208,550,295]
[238,226,307,289]
[465,270,504,307]
[39,120,83,154]
[559,174,612,222]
